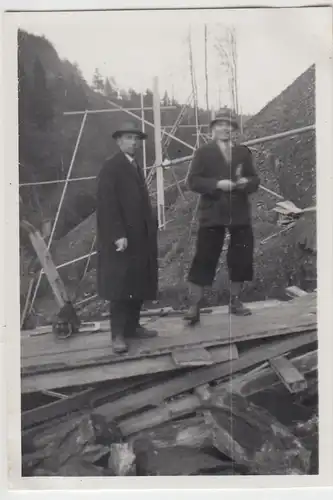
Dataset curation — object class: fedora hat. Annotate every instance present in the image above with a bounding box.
[210,108,239,130]
[112,121,147,140]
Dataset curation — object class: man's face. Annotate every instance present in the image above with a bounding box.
[117,133,141,155]
[211,121,234,141]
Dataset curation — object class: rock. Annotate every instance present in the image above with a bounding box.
[108,443,136,476]
[203,391,311,475]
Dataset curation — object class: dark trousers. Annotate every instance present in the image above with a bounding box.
[109,299,143,337]
[188,225,254,287]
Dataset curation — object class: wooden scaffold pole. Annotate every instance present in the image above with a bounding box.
[140,92,147,177]
[153,77,165,229]
[28,111,88,315]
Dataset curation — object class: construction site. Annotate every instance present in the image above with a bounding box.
[18,27,317,477]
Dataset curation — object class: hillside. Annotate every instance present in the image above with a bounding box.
[156,66,316,306]
[48,66,316,320]
[18,30,316,322]
[18,29,210,308]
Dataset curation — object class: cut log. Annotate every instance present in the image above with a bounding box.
[269,355,307,393]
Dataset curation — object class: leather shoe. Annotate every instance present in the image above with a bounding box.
[128,325,158,338]
[112,334,128,353]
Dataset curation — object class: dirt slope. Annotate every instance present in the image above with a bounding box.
[31,66,316,320]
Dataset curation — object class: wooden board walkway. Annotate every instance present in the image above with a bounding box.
[21,294,316,394]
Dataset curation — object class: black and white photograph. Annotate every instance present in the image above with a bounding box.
[1,4,333,487]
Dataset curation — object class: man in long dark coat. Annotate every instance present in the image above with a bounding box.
[96,121,158,353]
[184,109,260,324]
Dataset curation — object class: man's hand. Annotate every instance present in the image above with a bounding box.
[235,177,249,188]
[115,237,128,252]
[216,179,236,192]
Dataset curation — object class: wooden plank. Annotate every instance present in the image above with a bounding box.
[229,350,316,396]
[21,294,316,373]
[22,389,93,429]
[101,299,280,319]
[27,229,68,308]
[285,286,308,298]
[21,376,155,429]
[117,349,317,438]
[172,347,214,367]
[269,355,308,393]
[95,332,316,425]
[21,344,238,394]
[96,349,236,422]
[21,340,237,376]
[209,299,281,315]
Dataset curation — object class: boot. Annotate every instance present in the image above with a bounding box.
[135,325,158,338]
[183,304,200,325]
[112,332,128,354]
[125,300,158,339]
[183,283,203,325]
[229,296,252,316]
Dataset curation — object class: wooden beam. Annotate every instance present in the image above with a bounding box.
[63,106,177,116]
[117,349,317,438]
[26,229,69,308]
[96,332,316,425]
[269,355,308,393]
[21,376,155,429]
[153,76,165,229]
[231,350,316,396]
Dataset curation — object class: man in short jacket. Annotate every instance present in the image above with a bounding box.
[184,109,260,324]
[96,121,158,353]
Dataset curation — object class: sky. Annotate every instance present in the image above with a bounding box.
[17,7,329,115]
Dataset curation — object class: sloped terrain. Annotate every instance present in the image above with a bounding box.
[155,65,316,307]
[19,28,316,320]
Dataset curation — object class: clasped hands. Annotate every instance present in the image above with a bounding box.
[216,177,248,192]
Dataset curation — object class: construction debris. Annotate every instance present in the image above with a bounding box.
[21,293,318,476]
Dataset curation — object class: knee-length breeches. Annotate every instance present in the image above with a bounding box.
[188,225,254,286]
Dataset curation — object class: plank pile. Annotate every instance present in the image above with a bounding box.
[21,294,318,476]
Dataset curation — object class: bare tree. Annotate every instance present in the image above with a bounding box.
[204,24,209,112]
[215,26,242,132]
[188,28,200,147]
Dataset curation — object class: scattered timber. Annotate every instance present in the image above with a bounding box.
[21,293,318,476]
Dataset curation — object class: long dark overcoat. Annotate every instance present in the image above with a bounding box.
[187,141,260,227]
[96,151,158,301]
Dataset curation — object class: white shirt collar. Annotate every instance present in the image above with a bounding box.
[125,153,135,163]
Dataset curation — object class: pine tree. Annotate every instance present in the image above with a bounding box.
[104,77,113,97]
[145,88,153,106]
[92,68,104,93]
[31,57,54,129]
[162,90,170,107]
